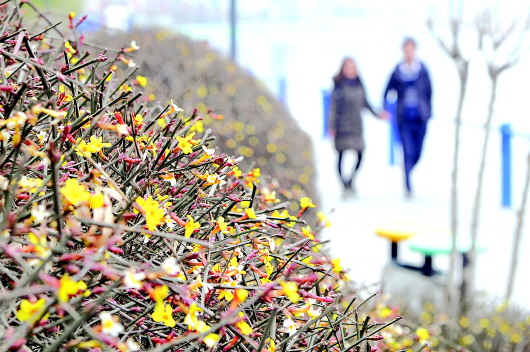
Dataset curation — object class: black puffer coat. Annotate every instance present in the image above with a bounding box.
[329,78,376,152]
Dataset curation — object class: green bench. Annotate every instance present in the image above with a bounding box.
[408,231,485,276]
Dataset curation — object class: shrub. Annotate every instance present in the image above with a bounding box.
[0,3,396,351]
[367,295,530,351]
[91,30,319,210]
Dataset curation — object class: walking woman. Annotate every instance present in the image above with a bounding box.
[329,57,385,196]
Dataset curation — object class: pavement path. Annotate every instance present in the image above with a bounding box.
[313,116,530,308]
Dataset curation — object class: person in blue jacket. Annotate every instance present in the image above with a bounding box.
[384,37,432,197]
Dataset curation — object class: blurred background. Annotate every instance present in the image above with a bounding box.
[33,0,530,308]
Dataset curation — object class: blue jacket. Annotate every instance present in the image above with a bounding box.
[384,62,432,123]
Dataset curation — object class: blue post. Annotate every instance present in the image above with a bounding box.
[384,99,399,166]
[501,123,512,207]
[322,89,331,138]
[278,77,287,104]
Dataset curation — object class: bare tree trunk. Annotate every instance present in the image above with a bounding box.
[505,149,530,301]
[463,75,498,309]
[447,65,468,315]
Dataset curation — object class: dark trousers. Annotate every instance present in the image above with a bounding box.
[338,150,363,187]
[398,119,427,192]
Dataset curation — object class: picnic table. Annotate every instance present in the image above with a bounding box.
[376,223,485,277]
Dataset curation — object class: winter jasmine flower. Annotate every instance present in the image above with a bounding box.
[100,311,124,337]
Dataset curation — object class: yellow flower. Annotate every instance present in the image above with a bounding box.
[75,139,93,157]
[184,215,200,238]
[265,261,274,278]
[378,305,393,318]
[300,197,315,208]
[272,209,297,227]
[307,300,321,319]
[89,192,105,208]
[75,136,111,157]
[60,178,91,206]
[301,226,314,240]
[232,166,242,178]
[479,318,490,329]
[88,135,111,153]
[267,338,276,352]
[152,302,176,327]
[100,311,124,337]
[77,341,102,349]
[176,132,199,154]
[218,281,236,302]
[194,320,212,333]
[124,269,145,289]
[162,257,182,276]
[157,118,167,129]
[135,75,147,87]
[235,289,249,302]
[31,105,67,119]
[28,232,50,258]
[161,99,184,118]
[204,333,221,348]
[18,176,43,194]
[58,274,87,302]
[317,211,331,227]
[301,255,313,266]
[510,332,523,344]
[124,40,140,52]
[236,320,253,335]
[16,298,48,323]
[496,301,509,313]
[151,285,169,304]
[401,337,414,347]
[135,196,165,231]
[460,334,475,346]
[133,114,144,126]
[245,208,257,219]
[415,328,430,342]
[117,339,141,352]
[58,84,73,102]
[459,316,470,328]
[331,258,343,273]
[245,168,261,184]
[64,41,76,54]
[217,216,229,233]
[184,303,203,331]
[281,282,300,303]
[283,318,298,336]
[262,189,279,203]
[190,120,204,133]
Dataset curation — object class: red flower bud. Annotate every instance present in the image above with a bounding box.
[122,213,138,221]
[108,246,124,255]
[114,111,125,124]
[0,85,14,92]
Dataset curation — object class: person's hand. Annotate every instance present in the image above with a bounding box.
[378,111,390,121]
[328,128,336,138]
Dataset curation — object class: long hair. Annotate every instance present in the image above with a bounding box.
[333,57,360,85]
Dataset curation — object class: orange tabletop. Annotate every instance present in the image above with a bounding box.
[375,222,425,242]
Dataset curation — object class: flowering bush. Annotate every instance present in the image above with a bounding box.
[0,3,397,351]
[362,295,530,352]
[92,30,319,209]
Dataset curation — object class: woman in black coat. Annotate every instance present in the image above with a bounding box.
[329,57,385,196]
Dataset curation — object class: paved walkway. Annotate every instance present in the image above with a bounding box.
[313,117,530,308]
